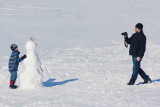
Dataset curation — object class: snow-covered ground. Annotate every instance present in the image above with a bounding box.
[0,0,160,107]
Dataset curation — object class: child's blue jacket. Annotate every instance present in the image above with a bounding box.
[8,50,23,71]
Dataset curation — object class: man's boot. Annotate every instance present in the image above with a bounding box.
[143,75,152,84]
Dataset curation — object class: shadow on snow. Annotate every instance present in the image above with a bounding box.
[43,78,78,87]
[136,79,160,85]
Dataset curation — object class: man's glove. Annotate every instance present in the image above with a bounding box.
[21,54,27,59]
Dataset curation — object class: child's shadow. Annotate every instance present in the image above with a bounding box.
[43,78,78,87]
[136,79,160,85]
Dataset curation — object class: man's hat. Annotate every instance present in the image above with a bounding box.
[135,23,143,30]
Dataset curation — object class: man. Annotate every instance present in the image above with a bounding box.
[123,23,151,85]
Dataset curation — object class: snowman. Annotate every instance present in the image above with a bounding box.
[20,38,43,89]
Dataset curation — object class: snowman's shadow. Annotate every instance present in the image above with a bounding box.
[43,78,78,87]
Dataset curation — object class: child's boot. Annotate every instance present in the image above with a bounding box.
[9,80,17,89]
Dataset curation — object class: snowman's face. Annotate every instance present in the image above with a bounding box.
[25,40,37,52]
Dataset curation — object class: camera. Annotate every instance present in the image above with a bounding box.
[121,32,128,36]
[121,32,128,48]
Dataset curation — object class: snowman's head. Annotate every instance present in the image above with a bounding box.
[25,38,37,52]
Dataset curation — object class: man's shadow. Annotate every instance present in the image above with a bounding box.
[43,78,78,87]
[136,79,160,85]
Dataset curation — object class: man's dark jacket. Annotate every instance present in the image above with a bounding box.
[125,32,146,58]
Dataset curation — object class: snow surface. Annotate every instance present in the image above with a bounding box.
[0,0,160,107]
[20,38,42,89]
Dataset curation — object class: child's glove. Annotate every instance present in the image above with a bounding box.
[21,54,27,59]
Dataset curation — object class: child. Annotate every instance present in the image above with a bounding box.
[9,44,26,89]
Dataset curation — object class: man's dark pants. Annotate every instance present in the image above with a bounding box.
[129,56,148,84]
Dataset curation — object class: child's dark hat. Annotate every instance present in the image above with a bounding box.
[10,44,18,50]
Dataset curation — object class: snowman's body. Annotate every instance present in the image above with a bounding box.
[20,39,42,89]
